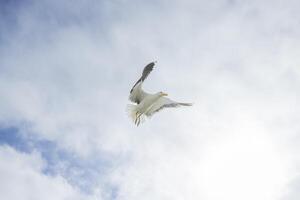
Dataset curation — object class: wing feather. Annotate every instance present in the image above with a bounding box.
[129,82,149,104]
[145,97,192,117]
[129,62,156,104]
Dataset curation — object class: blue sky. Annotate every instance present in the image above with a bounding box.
[0,0,300,199]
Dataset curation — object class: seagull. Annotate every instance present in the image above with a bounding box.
[127,61,192,126]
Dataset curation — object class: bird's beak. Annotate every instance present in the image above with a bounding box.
[162,92,168,96]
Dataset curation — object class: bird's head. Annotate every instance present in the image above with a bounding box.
[158,91,168,97]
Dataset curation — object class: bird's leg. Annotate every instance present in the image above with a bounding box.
[137,114,142,126]
[137,113,142,119]
[136,113,143,126]
[135,112,139,125]
[137,117,141,126]
[135,112,142,125]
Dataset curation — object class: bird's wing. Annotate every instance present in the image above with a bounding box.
[129,62,155,104]
[129,82,149,104]
[145,97,192,117]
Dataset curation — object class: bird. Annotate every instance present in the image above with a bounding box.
[127,61,192,126]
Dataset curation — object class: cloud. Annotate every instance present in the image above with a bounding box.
[0,145,93,200]
[0,0,300,200]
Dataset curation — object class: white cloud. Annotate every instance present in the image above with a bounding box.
[0,0,300,199]
[0,145,93,200]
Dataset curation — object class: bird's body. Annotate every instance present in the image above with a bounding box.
[128,61,192,126]
[137,93,161,114]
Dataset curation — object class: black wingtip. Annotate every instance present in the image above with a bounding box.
[146,61,156,67]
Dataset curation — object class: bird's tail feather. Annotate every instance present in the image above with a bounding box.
[126,104,137,122]
[126,104,145,126]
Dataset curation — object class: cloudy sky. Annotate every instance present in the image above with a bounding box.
[0,0,300,199]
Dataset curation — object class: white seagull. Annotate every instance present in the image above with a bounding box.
[127,61,192,126]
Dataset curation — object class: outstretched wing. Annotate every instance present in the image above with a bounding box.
[145,97,192,117]
[130,61,155,93]
[129,62,156,104]
[129,82,149,104]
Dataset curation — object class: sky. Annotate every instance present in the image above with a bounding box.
[0,0,300,199]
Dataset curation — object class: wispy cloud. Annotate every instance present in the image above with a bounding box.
[0,0,299,199]
[0,145,93,200]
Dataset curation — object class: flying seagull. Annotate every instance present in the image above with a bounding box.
[127,61,192,126]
